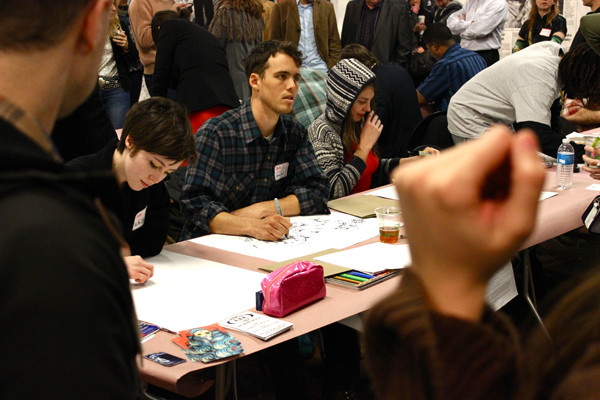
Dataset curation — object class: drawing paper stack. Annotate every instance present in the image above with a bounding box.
[219,312,293,341]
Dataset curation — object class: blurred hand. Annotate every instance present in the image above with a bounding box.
[392,126,545,320]
[172,2,192,11]
[125,256,155,284]
[413,22,427,32]
[582,145,600,179]
[399,146,441,165]
[113,29,128,50]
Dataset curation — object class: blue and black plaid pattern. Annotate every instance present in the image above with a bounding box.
[180,101,331,240]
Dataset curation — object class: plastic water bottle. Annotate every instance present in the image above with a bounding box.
[556,138,574,189]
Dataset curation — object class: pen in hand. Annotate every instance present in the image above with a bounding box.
[274,198,289,239]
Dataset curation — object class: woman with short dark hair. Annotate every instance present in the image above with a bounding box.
[67,98,197,283]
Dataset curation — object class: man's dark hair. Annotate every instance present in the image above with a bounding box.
[423,23,454,47]
[151,8,192,44]
[340,44,380,69]
[244,40,303,79]
[560,42,600,108]
[0,0,94,50]
[117,97,198,164]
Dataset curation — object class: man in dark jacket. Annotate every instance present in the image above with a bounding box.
[433,0,462,25]
[341,0,416,67]
[0,1,141,398]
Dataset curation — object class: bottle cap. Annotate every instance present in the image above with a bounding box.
[563,138,569,143]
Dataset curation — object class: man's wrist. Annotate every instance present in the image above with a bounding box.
[413,266,488,322]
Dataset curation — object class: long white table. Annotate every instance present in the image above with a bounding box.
[136,168,600,397]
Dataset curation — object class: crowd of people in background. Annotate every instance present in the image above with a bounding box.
[4,0,600,399]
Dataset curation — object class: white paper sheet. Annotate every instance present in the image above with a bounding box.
[539,191,558,201]
[314,242,412,274]
[365,186,399,201]
[131,251,265,332]
[587,184,600,191]
[485,263,518,311]
[191,214,379,262]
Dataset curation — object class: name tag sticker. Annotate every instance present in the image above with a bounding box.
[274,162,289,181]
[133,206,147,231]
[540,28,552,37]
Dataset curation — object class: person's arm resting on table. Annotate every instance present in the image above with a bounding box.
[210,199,294,241]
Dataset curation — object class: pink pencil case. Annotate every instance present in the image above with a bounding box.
[261,261,326,318]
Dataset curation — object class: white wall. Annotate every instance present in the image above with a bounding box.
[330,0,351,35]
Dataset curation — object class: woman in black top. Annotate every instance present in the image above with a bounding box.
[513,0,567,52]
[150,9,239,133]
[67,98,197,283]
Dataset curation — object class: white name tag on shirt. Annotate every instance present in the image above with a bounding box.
[133,206,147,231]
[540,28,552,37]
[274,162,289,181]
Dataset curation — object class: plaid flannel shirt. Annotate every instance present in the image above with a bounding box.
[291,68,328,130]
[180,101,331,240]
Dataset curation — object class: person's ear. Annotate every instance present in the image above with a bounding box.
[249,73,261,91]
[124,135,136,155]
[77,0,111,53]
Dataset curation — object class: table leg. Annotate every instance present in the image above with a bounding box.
[520,249,552,346]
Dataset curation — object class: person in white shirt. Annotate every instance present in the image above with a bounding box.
[446,0,508,66]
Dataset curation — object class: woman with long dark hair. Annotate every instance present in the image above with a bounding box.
[308,58,437,200]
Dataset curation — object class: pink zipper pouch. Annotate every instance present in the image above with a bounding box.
[260,261,326,318]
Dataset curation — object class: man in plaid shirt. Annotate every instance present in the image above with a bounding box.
[290,68,328,130]
[180,40,330,241]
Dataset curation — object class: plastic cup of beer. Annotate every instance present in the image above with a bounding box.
[584,136,600,168]
[375,207,403,244]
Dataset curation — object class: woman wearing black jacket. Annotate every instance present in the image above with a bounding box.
[151,10,239,133]
[98,0,139,129]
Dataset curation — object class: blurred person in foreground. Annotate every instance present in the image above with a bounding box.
[365,126,600,399]
[0,0,142,398]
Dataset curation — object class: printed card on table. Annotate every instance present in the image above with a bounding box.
[171,324,244,363]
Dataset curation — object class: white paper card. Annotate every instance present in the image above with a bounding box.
[274,162,289,181]
[485,263,518,311]
[219,312,293,341]
[365,186,399,201]
[131,251,265,332]
[192,214,378,262]
[132,206,147,231]
[539,191,558,201]
[315,242,412,274]
[587,184,600,191]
